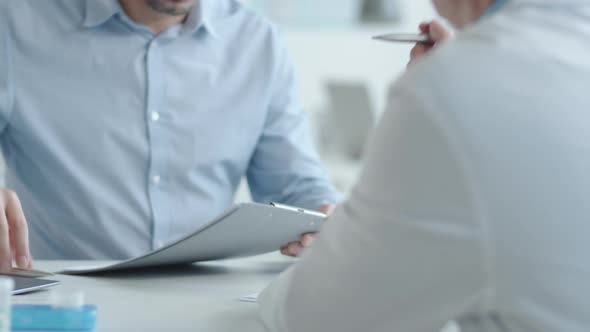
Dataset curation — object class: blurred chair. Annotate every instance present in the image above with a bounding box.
[321,81,375,161]
[362,0,404,23]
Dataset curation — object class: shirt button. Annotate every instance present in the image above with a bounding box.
[151,111,160,122]
[152,175,161,184]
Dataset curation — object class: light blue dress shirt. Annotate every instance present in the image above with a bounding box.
[0,0,338,259]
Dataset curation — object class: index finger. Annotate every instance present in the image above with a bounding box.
[5,191,32,269]
[419,21,431,34]
[0,212,12,272]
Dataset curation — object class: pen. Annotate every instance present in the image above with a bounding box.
[372,33,434,44]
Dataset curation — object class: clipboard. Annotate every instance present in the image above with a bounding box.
[61,202,326,274]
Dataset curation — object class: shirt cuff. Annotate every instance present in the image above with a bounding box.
[289,190,344,211]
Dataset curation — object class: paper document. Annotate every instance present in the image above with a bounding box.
[0,268,54,278]
[62,203,326,275]
[238,292,260,303]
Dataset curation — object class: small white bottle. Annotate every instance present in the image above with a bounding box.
[0,277,14,332]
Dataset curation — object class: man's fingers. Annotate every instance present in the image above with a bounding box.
[410,43,430,58]
[318,204,336,216]
[301,233,316,247]
[281,231,320,257]
[0,211,12,272]
[287,242,303,256]
[429,20,453,42]
[419,22,430,34]
[408,43,432,67]
[418,20,453,44]
[409,20,451,67]
[5,191,32,269]
[281,242,303,257]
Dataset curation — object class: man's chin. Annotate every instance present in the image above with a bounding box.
[146,0,195,16]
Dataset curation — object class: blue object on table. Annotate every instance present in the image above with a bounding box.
[12,305,97,331]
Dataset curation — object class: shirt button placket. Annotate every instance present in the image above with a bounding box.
[151,111,160,122]
[145,40,167,250]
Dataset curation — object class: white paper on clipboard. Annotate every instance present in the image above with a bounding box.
[61,203,326,274]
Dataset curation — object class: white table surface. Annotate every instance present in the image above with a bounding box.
[23,253,461,332]
[21,253,295,332]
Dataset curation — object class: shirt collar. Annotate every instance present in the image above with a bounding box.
[83,0,220,38]
[82,0,122,28]
[483,0,510,16]
[483,0,590,14]
[184,0,220,38]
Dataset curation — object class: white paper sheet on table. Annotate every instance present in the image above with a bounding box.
[239,292,260,303]
[1,268,54,278]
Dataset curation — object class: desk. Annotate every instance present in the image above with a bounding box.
[23,253,294,332]
[25,254,461,332]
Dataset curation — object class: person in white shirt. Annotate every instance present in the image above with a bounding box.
[257,0,590,331]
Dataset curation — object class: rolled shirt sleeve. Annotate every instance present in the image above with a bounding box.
[246,26,340,210]
[258,85,488,331]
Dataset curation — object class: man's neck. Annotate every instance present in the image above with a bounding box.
[454,0,496,28]
[119,0,188,35]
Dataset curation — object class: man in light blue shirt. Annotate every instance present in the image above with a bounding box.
[0,0,338,268]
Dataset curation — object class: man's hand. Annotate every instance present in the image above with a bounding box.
[408,20,454,67]
[280,204,335,257]
[0,189,33,272]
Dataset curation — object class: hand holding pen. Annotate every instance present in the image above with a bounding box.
[373,20,453,66]
[408,20,454,66]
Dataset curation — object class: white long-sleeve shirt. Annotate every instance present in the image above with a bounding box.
[258,1,590,331]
